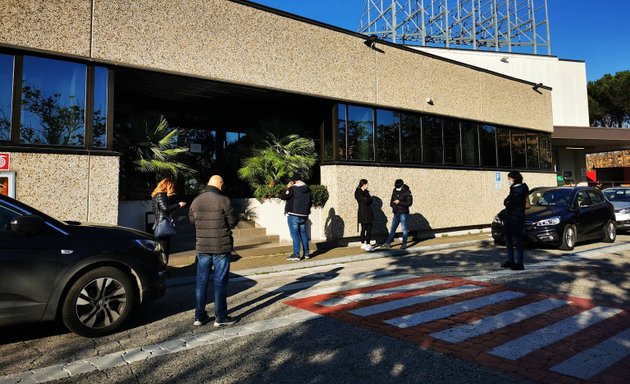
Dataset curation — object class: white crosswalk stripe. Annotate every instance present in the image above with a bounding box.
[489,306,623,360]
[317,279,451,307]
[550,328,630,379]
[286,273,421,298]
[430,298,570,343]
[384,291,526,328]
[349,284,484,317]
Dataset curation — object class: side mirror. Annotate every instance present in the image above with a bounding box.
[11,215,45,234]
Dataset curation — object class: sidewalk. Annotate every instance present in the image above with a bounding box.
[167,232,493,284]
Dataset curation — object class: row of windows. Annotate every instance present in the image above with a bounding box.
[323,103,552,170]
[0,52,109,149]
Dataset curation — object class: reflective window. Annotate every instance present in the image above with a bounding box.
[0,54,12,141]
[587,190,605,204]
[401,113,422,163]
[497,127,511,167]
[336,104,347,160]
[323,114,333,161]
[539,133,552,169]
[226,131,245,146]
[20,56,86,146]
[443,119,461,164]
[479,125,497,167]
[0,204,21,232]
[92,66,108,148]
[526,133,539,169]
[422,115,443,164]
[376,109,400,162]
[461,121,479,166]
[347,105,373,161]
[511,133,526,168]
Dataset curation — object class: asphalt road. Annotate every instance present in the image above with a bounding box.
[1,235,629,384]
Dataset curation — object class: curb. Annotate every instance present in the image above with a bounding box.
[167,238,492,287]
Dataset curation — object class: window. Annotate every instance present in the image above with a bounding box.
[526,133,539,169]
[511,133,526,168]
[497,127,511,167]
[574,190,592,208]
[336,104,347,160]
[539,133,552,170]
[20,56,86,146]
[0,204,21,232]
[347,105,373,161]
[422,115,443,164]
[92,66,108,148]
[587,190,605,205]
[323,115,333,161]
[401,113,422,163]
[0,54,12,141]
[461,121,479,166]
[443,119,461,164]
[479,125,497,167]
[376,109,400,162]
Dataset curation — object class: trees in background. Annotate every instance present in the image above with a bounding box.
[588,70,630,128]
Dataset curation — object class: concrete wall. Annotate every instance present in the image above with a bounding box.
[416,47,589,127]
[0,0,553,133]
[3,152,119,224]
[321,165,556,239]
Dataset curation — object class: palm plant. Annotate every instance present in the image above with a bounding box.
[238,133,317,199]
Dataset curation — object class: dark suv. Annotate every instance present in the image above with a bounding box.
[0,194,167,337]
[491,186,616,250]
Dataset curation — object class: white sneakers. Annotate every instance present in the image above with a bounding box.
[360,243,374,251]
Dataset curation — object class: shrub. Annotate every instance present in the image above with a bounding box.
[310,184,329,208]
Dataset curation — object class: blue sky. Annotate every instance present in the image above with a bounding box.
[249,0,629,81]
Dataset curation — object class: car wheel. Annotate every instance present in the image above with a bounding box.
[559,224,576,251]
[602,220,616,243]
[62,266,137,337]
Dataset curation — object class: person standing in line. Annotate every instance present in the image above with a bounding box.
[189,175,238,327]
[355,179,375,251]
[379,179,413,250]
[280,174,312,261]
[151,178,186,263]
[500,170,529,271]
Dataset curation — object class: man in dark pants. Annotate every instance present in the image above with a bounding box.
[379,179,413,250]
[189,175,238,326]
[280,174,312,261]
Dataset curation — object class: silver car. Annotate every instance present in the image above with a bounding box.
[603,187,630,231]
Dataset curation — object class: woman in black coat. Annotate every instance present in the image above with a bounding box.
[500,171,530,270]
[355,179,375,251]
[151,178,186,263]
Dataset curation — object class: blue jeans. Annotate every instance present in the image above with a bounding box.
[195,252,230,320]
[505,230,524,264]
[385,213,409,246]
[287,214,309,257]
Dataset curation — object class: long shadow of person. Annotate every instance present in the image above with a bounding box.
[229,267,343,320]
[372,196,389,243]
[408,213,435,246]
[324,208,345,240]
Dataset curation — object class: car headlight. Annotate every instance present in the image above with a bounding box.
[616,208,630,214]
[536,217,561,226]
[134,239,159,252]
[493,215,502,224]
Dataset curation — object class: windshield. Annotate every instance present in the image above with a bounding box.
[530,188,573,207]
[603,189,630,203]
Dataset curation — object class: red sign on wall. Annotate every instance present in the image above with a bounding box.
[0,153,9,170]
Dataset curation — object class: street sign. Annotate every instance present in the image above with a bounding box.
[495,172,501,190]
[0,153,9,170]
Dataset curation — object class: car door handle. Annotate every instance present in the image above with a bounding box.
[61,249,74,255]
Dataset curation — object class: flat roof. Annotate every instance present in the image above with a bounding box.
[553,126,630,152]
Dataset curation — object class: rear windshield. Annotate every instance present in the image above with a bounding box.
[604,189,630,202]
[530,189,573,207]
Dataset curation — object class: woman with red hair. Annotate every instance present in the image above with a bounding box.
[152,178,186,263]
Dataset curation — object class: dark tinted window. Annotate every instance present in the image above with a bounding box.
[0,204,21,232]
[376,109,400,162]
[536,188,572,206]
[479,125,496,167]
[526,133,539,169]
[336,104,347,160]
[587,190,605,204]
[497,127,511,167]
[603,189,630,202]
[511,133,526,168]
[401,113,422,163]
[574,190,592,207]
[539,133,552,170]
[422,115,443,164]
[20,56,86,146]
[347,105,373,161]
[461,121,479,166]
[443,119,461,164]
[92,66,108,148]
[0,54,12,141]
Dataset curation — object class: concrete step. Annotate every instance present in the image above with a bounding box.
[234,235,280,247]
[234,241,322,257]
[232,227,267,237]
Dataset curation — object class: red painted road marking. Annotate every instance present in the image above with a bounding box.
[285,275,630,384]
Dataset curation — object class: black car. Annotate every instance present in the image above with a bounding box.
[0,194,167,337]
[491,186,616,250]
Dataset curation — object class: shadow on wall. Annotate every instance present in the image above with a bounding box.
[371,196,389,238]
[409,213,436,241]
[324,208,344,240]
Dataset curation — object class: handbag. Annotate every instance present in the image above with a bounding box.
[524,197,532,210]
[154,217,176,238]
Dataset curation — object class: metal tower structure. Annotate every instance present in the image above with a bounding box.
[358,0,551,54]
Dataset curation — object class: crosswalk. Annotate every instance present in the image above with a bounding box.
[285,274,630,384]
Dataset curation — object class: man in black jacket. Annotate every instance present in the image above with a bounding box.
[379,179,413,249]
[280,174,312,261]
[189,175,238,327]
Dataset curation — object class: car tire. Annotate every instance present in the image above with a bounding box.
[62,266,137,337]
[559,224,576,251]
[602,220,616,243]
